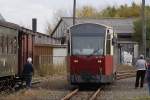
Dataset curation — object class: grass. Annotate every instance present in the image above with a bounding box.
[0,75,68,100]
[130,96,150,100]
[117,64,136,72]
[0,89,54,100]
[36,63,136,76]
[36,63,67,77]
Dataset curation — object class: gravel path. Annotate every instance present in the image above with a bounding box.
[1,75,150,100]
[97,77,149,100]
[70,91,93,100]
[0,75,69,100]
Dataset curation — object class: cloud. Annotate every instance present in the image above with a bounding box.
[0,0,149,33]
[0,0,54,33]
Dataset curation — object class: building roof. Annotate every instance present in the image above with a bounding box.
[51,17,135,36]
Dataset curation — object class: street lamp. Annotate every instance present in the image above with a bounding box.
[142,0,146,57]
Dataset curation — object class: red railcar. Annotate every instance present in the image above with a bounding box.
[67,23,117,84]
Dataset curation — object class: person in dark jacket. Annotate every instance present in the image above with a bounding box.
[22,57,34,88]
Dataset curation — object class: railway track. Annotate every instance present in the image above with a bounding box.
[61,87,104,100]
[61,71,136,100]
[15,80,41,90]
[116,71,136,80]
[89,88,102,100]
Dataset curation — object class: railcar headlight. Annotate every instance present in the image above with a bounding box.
[74,60,78,63]
[97,60,101,63]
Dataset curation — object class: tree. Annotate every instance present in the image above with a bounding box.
[45,22,53,34]
[133,17,150,48]
[76,3,143,18]
[101,3,141,18]
[76,5,97,18]
[45,9,69,35]
[101,6,117,17]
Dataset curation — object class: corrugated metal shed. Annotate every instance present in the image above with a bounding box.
[63,17,134,33]
[51,17,135,38]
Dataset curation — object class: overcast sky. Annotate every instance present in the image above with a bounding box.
[0,0,149,33]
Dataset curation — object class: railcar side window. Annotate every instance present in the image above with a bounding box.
[106,34,111,54]
[68,40,70,54]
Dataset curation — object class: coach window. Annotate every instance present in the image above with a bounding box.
[13,36,17,54]
[3,36,7,54]
[6,36,9,54]
[8,36,12,54]
[10,37,13,54]
[1,35,4,53]
[10,36,17,54]
[9,37,12,54]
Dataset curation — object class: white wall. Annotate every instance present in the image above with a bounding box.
[53,48,67,65]
[134,44,139,58]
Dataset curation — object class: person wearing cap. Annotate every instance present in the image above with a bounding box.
[135,54,147,88]
[22,57,34,88]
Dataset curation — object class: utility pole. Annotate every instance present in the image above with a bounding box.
[73,0,76,25]
[142,0,146,57]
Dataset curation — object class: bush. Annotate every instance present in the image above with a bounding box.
[117,64,136,72]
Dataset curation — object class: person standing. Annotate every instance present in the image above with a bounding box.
[22,57,34,88]
[135,54,147,88]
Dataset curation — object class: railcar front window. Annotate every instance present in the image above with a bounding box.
[72,37,104,55]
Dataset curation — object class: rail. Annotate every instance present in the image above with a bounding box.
[61,87,103,100]
[116,71,136,80]
[61,71,136,100]
[61,88,79,100]
[89,88,102,100]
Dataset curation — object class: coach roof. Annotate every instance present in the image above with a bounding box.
[0,20,19,30]
[0,20,48,36]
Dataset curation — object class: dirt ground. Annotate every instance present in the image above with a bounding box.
[97,77,150,100]
[0,65,149,100]
[0,75,70,100]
